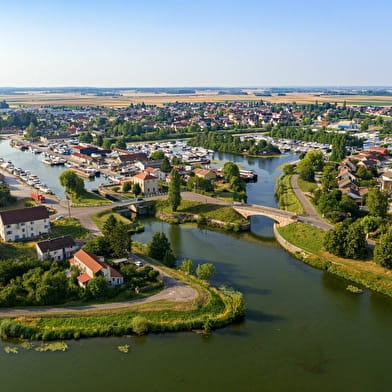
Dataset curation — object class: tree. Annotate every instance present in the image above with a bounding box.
[122,181,132,193]
[163,249,176,268]
[180,259,194,275]
[330,134,347,162]
[150,150,165,160]
[374,229,392,269]
[168,169,181,211]
[160,156,172,173]
[148,232,173,262]
[87,275,109,299]
[283,164,295,175]
[110,221,131,258]
[83,236,112,257]
[344,222,366,259]
[223,162,240,182]
[366,188,389,218]
[324,222,347,256]
[132,183,142,197]
[59,170,85,197]
[320,165,337,191]
[297,159,315,182]
[196,263,216,281]
[304,150,324,171]
[102,214,117,238]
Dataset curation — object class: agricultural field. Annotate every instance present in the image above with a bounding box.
[3,91,392,108]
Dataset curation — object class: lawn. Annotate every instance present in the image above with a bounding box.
[297,177,318,193]
[70,190,111,207]
[51,217,90,240]
[156,199,247,224]
[276,175,304,214]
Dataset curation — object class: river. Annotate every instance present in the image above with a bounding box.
[0,145,392,391]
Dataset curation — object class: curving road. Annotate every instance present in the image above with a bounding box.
[291,174,333,231]
[0,263,197,317]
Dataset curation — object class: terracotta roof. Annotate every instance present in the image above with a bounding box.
[77,273,92,284]
[36,235,76,253]
[101,262,123,278]
[73,249,103,274]
[0,206,49,225]
[134,172,157,180]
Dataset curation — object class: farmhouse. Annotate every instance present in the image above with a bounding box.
[36,235,79,261]
[70,249,123,288]
[0,206,50,242]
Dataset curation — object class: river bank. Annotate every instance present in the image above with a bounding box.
[0,255,245,341]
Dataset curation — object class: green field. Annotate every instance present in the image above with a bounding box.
[297,177,318,193]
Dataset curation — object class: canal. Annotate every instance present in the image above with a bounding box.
[0,144,391,391]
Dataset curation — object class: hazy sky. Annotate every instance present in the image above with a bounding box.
[1,0,391,87]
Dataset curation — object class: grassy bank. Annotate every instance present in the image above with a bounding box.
[0,197,37,212]
[275,175,304,214]
[70,190,111,207]
[297,177,318,193]
[92,208,144,233]
[155,199,249,231]
[0,254,245,341]
[277,223,392,298]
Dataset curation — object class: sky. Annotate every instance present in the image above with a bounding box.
[1,0,391,87]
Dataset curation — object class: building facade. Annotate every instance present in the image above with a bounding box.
[36,235,79,261]
[0,206,50,242]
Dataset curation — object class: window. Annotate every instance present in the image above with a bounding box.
[6,231,12,235]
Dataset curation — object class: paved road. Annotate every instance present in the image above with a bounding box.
[0,263,197,317]
[291,174,333,231]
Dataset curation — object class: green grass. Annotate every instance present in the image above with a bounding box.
[92,208,144,233]
[297,177,318,193]
[276,175,304,214]
[0,241,36,259]
[277,222,392,298]
[70,190,111,206]
[156,199,247,224]
[278,222,324,253]
[51,217,90,240]
[0,198,37,212]
[92,209,132,230]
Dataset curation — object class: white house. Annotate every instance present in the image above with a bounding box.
[70,249,124,288]
[36,235,79,261]
[0,206,50,242]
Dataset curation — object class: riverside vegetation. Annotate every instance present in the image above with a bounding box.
[0,252,246,341]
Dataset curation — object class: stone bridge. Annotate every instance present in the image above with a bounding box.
[232,203,298,226]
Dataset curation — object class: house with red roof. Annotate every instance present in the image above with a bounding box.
[70,249,124,288]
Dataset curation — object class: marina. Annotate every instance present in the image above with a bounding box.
[0,139,109,198]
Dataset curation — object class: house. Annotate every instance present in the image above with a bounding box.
[36,235,79,261]
[193,168,217,181]
[132,172,159,195]
[145,166,166,181]
[0,206,50,242]
[116,153,148,165]
[368,146,389,156]
[70,249,124,288]
[381,170,392,194]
